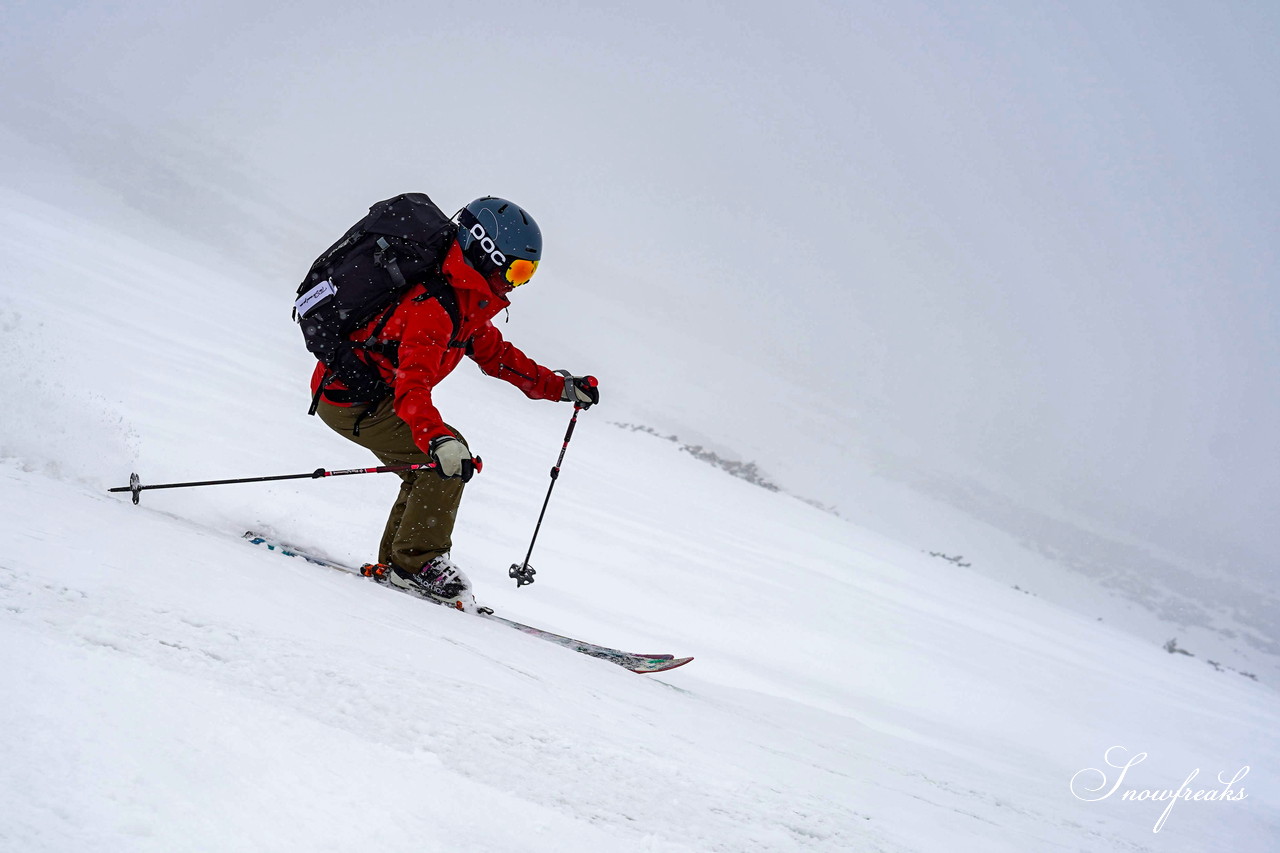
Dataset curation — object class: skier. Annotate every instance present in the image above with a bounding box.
[310,196,599,611]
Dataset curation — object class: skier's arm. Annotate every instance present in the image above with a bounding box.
[467,322,564,401]
[392,301,458,450]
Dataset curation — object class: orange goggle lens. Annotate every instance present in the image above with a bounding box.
[504,258,538,287]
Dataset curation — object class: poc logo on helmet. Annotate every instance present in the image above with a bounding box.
[468,223,507,268]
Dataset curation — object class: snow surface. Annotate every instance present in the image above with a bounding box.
[1,186,1277,852]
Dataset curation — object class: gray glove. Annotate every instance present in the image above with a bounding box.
[559,373,599,409]
[429,436,478,482]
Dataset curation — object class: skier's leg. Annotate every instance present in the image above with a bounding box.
[380,464,464,569]
[316,398,468,570]
[378,473,414,565]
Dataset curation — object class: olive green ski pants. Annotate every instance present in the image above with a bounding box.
[317,397,468,572]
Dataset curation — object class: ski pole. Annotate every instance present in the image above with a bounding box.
[109,460,471,506]
[510,384,595,588]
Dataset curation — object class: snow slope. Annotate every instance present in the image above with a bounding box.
[1,187,1277,852]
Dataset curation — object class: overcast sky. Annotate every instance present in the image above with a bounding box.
[3,1,1277,570]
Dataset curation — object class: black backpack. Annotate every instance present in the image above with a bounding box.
[294,193,461,414]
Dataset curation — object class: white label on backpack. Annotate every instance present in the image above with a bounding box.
[295,278,337,318]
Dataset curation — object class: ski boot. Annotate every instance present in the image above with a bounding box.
[384,555,481,613]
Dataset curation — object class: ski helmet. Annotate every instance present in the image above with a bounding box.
[456,197,542,289]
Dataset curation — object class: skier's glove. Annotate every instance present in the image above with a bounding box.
[429,436,477,482]
[559,373,599,409]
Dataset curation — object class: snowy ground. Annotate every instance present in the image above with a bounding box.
[1,187,1277,852]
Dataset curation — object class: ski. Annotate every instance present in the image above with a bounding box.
[243,532,693,674]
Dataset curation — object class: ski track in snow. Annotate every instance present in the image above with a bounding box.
[0,474,884,853]
[1,187,1277,852]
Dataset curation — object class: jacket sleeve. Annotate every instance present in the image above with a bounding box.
[391,299,459,451]
[467,322,564,402]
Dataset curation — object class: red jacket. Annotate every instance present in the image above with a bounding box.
[311,240,563,450]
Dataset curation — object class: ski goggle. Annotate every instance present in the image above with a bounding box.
[504,258,539,287]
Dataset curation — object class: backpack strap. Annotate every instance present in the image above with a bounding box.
[371,235,464,347]
[341,277,467,381]
[307,366,340,416]
[306,371,386,436]
[374,237,409,290]
[413,278,468,348]
[313,275,469,415]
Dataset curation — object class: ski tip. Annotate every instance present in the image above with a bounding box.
[631,656,694,674]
